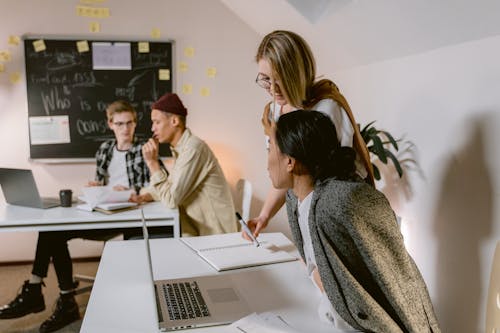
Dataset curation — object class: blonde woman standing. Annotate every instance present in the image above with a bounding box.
[247,30,374,238]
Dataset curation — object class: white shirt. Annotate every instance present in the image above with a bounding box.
[107,147,129,188]
[268,100,366,178]
[297,191,357,331]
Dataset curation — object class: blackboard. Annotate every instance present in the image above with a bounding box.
[24,37,173,160]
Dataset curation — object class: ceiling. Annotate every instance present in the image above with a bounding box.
[220,0,500,69]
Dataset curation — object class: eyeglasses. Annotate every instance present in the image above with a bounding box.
[113,120,135,128]
[255,73,272,90]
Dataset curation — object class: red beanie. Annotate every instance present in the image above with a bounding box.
[152,93,188,116]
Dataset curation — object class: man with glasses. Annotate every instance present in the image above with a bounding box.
[0,100,156,333]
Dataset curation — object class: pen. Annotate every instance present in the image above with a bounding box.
[235,212,260,247]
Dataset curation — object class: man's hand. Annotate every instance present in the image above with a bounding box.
[112,185,129,191]
[129,192,154,204]
[86,181,102,187]
[142,138,161,174]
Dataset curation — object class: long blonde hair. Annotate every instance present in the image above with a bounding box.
[257,30,375,186]
[256,30,314,109]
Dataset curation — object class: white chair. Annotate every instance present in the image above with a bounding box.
[235,178,252,221]
[486,241,500,333]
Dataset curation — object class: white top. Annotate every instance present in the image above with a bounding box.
[269,99,354,147]
[107,147,129,188]
[298,191,356,331]
[268,99,366,178]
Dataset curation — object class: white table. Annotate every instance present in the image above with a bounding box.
[0,202,180,237]
[80,237,342,333]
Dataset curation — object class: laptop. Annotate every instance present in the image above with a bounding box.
[141,209,252,331]
[0,168,60,209]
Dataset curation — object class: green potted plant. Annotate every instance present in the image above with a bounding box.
[360,121,417,181]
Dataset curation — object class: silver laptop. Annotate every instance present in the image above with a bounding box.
[0,168,60,209]
[141,210,252,331]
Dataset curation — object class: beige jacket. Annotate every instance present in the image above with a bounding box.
[144,129,237,236]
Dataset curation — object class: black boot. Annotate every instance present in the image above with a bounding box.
[0,280,45,319]
[39,292,80,333]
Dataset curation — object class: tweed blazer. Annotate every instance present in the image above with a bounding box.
[286,178,441,333]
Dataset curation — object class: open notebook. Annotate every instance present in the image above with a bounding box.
[181,232,297,271]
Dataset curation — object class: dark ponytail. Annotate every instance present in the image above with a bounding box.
[275,110,356,182]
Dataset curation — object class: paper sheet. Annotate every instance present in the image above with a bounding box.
[225,312,303,333]
[80,186,134,208]
[29,116,70,145]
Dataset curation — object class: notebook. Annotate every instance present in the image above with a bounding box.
[0,168,60,209]
[180,232,297,271]
[141,210,253,331]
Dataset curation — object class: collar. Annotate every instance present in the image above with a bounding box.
[170,128,191,158]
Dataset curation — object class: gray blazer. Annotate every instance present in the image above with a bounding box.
[286,178,441,333]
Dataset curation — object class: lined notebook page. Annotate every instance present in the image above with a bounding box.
[180,232,297,271]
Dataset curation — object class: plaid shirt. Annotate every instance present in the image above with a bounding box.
[94,138,150,193]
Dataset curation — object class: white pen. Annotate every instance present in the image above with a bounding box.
[236,212,260,247]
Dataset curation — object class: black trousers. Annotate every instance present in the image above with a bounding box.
[31,227,172,291]
[31,229,122,291]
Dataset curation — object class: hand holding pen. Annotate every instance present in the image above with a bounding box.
[236,212,260,247]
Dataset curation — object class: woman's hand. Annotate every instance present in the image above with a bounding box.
[241,215,269,240]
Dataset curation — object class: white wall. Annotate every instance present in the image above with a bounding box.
[0,0,271,261]
[331,35,500,333]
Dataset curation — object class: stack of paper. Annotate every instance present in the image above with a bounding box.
[77,186,137,213]
[181,232,297,271]
[224,312,303,333]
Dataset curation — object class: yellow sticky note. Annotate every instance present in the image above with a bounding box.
[0,63,4,73]
[184,47,195,58]
[8,35,20,46]
[178,62,188,73]
[200,87,210,97]
[76,40,89,53]
[98,7,110,17]
[138,42,150,53]
[159,69,170,81]
[33,40,46,52]
[89,21,100,33]
[80,0,106,4]
[206,67,217,78]
[182,84,193,95]
[9,72,21,84]
[151,28,161,39]
[0,51,11,62]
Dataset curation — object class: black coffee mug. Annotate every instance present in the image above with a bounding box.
[59,189,73,207]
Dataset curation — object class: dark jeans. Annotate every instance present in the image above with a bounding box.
[31,227,171,291]
[31,229,122,291]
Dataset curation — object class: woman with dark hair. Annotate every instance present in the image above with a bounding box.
[268,110,441,332]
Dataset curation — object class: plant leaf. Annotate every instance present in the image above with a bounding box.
[385,149,403,177]
[372,164,381,180]
[370,135,387,163]
[380,130,399,151]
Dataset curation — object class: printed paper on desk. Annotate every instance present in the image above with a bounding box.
[181,232,297,271]
[80,186,134,209]
[224,312,303,333]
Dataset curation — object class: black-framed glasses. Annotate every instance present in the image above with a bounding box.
[255,73,272,90]
[113,120,135,128]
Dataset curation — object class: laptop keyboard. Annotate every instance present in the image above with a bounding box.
[162,281,211,320]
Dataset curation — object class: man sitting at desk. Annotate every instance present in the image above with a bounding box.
[131,93,238,236]
[0,100,154,333]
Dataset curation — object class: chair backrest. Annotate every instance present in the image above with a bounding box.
[486,241,500,333]
[235,179,252,221]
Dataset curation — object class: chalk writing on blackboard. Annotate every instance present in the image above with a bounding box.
[24,37,173,160]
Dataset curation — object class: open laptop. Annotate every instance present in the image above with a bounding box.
[141,209,252,331]
[0,168,60,209]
